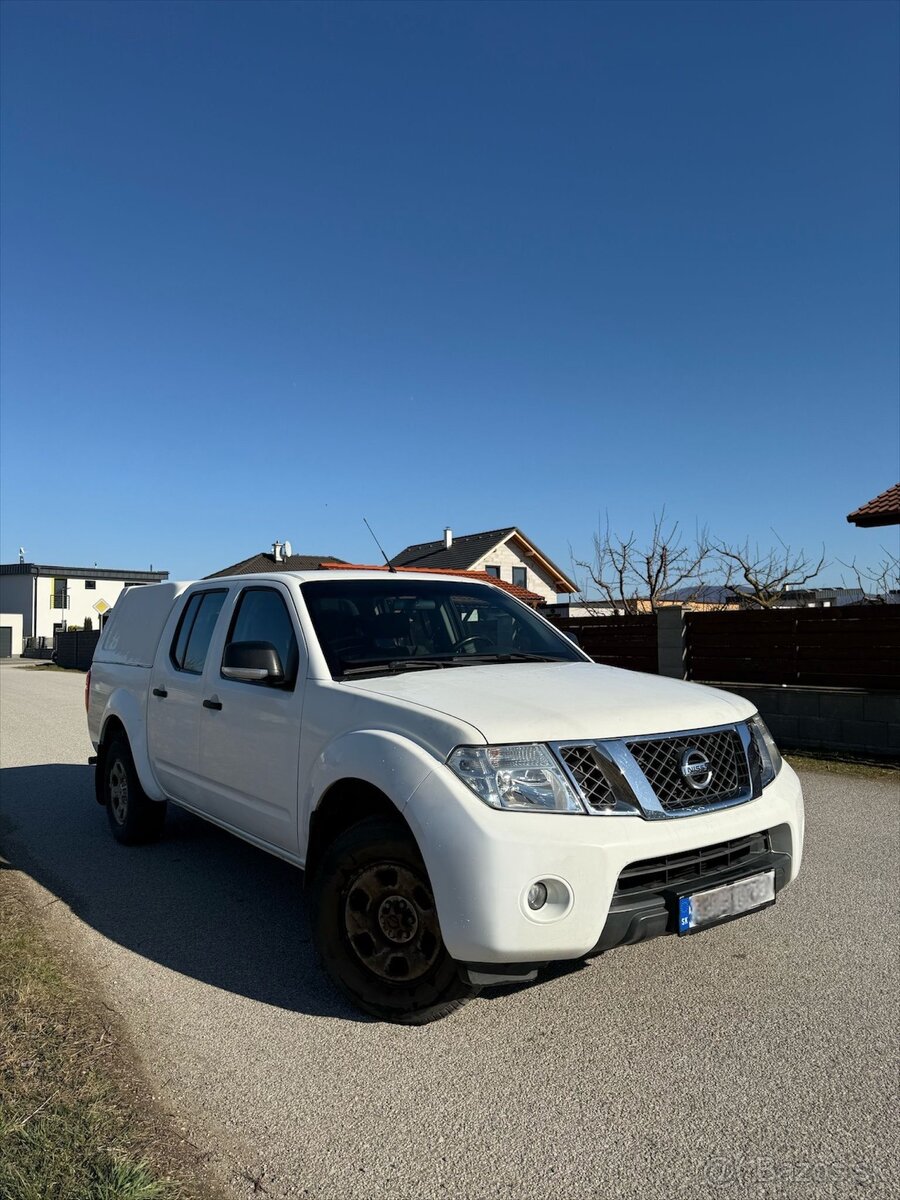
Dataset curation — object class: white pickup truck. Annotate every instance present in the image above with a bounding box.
[87,571,804,1023]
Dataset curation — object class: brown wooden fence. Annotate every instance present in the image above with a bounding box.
[546,615,658,673]
[684,606,900,691]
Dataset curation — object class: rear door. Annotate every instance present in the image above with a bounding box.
[147,588,229,804]
[195,583,305,853]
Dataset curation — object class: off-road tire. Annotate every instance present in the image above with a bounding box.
[309,815,477,1024]
[103,734,167,845]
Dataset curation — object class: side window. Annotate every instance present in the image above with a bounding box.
[224,588,299,687]
[170,590,227,674]
[171,594,202,668]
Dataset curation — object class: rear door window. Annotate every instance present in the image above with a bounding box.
[171,590,227,674]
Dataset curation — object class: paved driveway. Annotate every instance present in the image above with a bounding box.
[1,663,897,1199]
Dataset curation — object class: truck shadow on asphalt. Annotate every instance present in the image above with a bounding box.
[0,763,371,1022]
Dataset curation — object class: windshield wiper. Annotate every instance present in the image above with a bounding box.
[338,652,571,678]
[448,652,570,664]
[339,658,452,678]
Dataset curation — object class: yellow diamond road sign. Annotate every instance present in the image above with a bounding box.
[93,598,110,614]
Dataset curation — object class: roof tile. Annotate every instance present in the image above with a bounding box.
[847,484,900,527]
[390,528,516,571]
[207,553,347,578]
[320,562,546,606]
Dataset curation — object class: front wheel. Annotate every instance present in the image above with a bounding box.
[103,735,167,845]
[309,815,477,1024]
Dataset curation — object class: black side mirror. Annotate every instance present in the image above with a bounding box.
[222,640,285,685]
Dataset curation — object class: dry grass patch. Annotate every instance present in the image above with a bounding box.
[0,870,221,1200]
[786,753,899,782]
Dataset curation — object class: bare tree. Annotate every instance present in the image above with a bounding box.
[712,533,827,609]
[573,510,713,615]
[838,550,900,603]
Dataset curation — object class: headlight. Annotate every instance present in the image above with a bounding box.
[748,715,783,788]
[447,744,586,813]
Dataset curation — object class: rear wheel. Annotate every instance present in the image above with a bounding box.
[103,735,166,845]
[309,815,477,1024]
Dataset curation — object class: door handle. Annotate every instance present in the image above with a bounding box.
[152,687,168,698]
[203,698,223,711]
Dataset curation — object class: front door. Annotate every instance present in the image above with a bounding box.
[196,583,304,853]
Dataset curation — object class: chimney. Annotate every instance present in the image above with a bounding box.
[444,527,453,550]
[272,540,284,563]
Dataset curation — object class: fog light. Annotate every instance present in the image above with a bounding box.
[527,882,548,911]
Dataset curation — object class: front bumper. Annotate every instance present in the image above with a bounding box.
[590,839,790,954]
[403,760,804,964]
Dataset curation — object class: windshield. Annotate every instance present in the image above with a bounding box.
[301,579,585,677]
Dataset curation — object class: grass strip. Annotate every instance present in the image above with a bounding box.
[786,752,899,781]
[0,871,219,1200]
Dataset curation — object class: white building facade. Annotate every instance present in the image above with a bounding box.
[0,562,169,647]
[390,527,577,604]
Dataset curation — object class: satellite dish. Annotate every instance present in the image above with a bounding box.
[283,540,293,558]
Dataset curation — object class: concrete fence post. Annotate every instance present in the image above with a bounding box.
[657,606,686,679]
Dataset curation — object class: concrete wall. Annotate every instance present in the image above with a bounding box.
[35,577,53,635]
[718,684,900,759]
[0,613,24,656]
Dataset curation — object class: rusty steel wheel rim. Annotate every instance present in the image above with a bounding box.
[343,863,441,982]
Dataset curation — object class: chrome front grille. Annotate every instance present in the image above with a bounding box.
[558,744,616,810]
[625,728,750,811]
[550,722,755,819]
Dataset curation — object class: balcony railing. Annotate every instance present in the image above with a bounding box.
[51,593,69,609]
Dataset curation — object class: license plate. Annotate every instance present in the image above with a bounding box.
[678,870,775,934]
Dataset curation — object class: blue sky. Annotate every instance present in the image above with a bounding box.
[1,0,897,584]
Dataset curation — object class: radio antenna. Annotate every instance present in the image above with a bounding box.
[363,518,397,572]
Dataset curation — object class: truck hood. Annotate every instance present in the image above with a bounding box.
[343,661,756,744]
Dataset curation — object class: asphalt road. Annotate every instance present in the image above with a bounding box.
[1,661,898,1199]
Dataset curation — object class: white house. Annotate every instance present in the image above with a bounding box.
[0,560,169,651]
[0,612,24,658]
[389,527,577,604]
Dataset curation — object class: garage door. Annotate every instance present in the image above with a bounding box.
[0,626,12,658]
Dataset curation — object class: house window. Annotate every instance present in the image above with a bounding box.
[51,579,69,609]
[485,565,501,579]
[512,567,527,589]
[84,580,96,590]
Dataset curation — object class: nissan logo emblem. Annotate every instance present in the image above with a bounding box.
[680,748,714,790]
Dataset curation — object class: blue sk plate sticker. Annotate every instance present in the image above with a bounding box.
[679,870,775,934]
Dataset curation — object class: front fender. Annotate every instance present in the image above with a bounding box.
[301,728,442,855]
[100,687,167,802]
